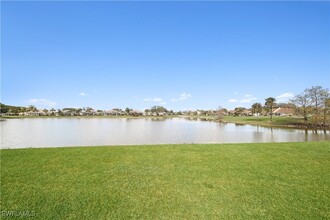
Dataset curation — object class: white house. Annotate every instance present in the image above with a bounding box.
[273,107,294,116]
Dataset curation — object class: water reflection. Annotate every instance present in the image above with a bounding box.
[1,118,329,149]
[150,117,167,121]
[235,123,246,127]
[252,126,262,142]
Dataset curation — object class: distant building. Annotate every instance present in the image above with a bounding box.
[103,110,123,116]
[273,107,294,116]
[242,109,252,116]
[130,110,143,116]
[24,111,45,116]
[1,112,16,116]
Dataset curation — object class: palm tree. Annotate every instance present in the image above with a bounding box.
[251,103,262,117]
[265,97,276,121]
[76,108,82,116]
[49,108,56,116]
[28,105,37,112]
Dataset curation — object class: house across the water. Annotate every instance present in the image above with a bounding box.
[273,107,294,116]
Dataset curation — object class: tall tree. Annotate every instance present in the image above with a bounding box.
[86,107,94,112]
[319,89,330,126]
[49,108,56,116]
[324,97,330,126]
[251,103,262,117]
[28,105,37,112]
[265,97,276,121]
[290,92,311,121]
[150,106,168,114]
[57,109,63,116]
[306,86,329,126]
[125,107,132,114]
[291,86,329,127]
[234,107,245,117]
[216,106,226,119]
[76,108,82,115]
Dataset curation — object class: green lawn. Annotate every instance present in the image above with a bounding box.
[184,115,303,128]
[1,142,329,219]
[223,116,301,127]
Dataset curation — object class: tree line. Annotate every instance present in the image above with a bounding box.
[290,86,329,128]
[1,85,329,128]
[244,86,329,128]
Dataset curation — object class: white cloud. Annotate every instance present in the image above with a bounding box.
[80,92,87,96]
[240,97,257,103]
[153,98,162,102]
[228,99,238,103]
[276,92,294,102]
[229,95,257,104]
[144,97,163,102]
[171,93,192,102]
[27,98,56,108]
[179,93,191,100]
[240,99,251,103]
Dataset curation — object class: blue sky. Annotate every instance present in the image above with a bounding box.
[2,1,329,111]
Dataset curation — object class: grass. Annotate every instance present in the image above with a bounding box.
[1,142,329,219]
[223,116,299,127]
[181,115,305,129]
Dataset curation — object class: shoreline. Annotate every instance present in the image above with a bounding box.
[2,140,329,151]
[1,115,330,131]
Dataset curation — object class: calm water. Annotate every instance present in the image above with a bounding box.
[1,118,329,149]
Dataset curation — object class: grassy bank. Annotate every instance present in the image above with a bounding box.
[182,115,306,129]
[1,142,329,219]
[222,116,330,131]
[223,116,299,127]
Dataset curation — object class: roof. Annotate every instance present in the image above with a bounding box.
[105,110,119,113]
[242,109,251,114]
[131,110,143,114]
[273,107,294,115]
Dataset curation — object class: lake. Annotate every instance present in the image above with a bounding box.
[1,118,329,149]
